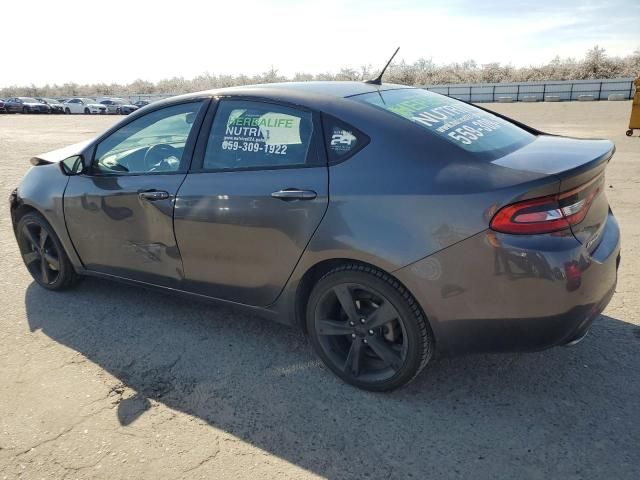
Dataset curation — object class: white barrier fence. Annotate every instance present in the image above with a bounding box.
[89,78,636,106]
[423,78,635,103]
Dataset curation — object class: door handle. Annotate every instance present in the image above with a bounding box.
[271,189,317,201]
[138,190,170,201]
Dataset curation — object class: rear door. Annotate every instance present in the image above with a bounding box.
[64,100,208,287]
[174,98,328,306]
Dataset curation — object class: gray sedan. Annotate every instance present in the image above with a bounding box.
[9,82,620,391]
[99,98,139,115]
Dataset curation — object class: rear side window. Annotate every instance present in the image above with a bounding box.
[203,100,315,170]
[353,89,534,157]
[323,115,368,163]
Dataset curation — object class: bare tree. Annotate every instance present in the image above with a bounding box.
[2,46,638,98]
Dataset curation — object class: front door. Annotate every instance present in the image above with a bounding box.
[64,100,208,287]
[174,98,328,306]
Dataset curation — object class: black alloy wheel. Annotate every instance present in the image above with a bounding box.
[307,264,433,391]
[16,212,79,290]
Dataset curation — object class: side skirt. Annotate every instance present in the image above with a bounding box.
[78,269,289,326]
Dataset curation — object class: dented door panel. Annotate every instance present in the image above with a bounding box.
[64,174,186,287]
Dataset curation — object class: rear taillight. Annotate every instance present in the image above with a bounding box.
[490,175,603,235]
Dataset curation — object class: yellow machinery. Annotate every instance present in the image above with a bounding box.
[627,77,640,137]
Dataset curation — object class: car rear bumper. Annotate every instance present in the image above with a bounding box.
[394,212,620,354]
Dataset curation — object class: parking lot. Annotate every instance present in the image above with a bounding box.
[0,101,638,479]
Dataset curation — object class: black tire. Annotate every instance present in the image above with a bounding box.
[116,107,121,115]
[306,264,433,391]
[16,212,80,291]
[84,107,90,114]
[65,107,71,114]
[22,106,28,114]
[626,129,633,137]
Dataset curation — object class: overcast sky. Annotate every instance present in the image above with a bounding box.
[1,0,638,87]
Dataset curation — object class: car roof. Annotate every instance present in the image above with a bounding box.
[160,81,414,111]
[214,81,410,98]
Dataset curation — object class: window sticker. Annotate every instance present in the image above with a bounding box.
[258,112,301,145]
[355,89,533,156]
[204,100,314,170]
[329,127,357,155]
[223,109,301,155]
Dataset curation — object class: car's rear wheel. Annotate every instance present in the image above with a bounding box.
[22,106,28,114]
[306,264,433,391]
[16,212,79,291]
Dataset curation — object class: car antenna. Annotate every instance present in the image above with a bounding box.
[365,47,400,85]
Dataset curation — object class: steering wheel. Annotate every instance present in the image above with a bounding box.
[143,143,180,171]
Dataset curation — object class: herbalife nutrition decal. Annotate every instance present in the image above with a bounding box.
[222,109,301,155]
[386,96,504,146]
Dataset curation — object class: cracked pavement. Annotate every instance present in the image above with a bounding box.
[0,102,639,479]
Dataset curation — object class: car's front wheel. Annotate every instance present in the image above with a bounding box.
[22,106,28,114]
[307,264,433,391]
[16,212,80,291]
[84,107,90,114]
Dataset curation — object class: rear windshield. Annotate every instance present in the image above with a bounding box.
[353,89,534,157]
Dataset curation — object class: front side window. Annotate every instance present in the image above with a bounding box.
[353,88,534,158]
[203,100,315,170]
[94,101,203,174]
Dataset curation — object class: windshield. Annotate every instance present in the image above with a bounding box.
[82,98,96,104]
[352,88,534,158]
[43,98,60,104]
[20,97,39,103]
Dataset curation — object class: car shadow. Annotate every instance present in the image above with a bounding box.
[24,278,640,479]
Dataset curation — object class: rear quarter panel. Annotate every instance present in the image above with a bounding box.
[276,98,559,325]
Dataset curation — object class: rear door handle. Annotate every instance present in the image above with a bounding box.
[271,189,317,201]
[138,190,170,201]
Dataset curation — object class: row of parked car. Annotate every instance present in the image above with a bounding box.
[0,97,151,115]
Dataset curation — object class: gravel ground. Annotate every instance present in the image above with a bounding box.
[0,102,638,480]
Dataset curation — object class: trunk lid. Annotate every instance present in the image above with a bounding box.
[492,135,614,252]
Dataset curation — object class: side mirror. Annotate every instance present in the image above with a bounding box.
[60,155,85,176]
